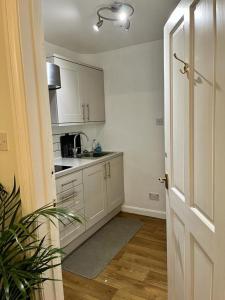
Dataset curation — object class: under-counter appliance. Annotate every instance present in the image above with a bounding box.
[60,133,81,158]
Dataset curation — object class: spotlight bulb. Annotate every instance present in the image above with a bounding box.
[93,24,99,32]
[124,19,130,31]
[93,19,103,31]
[119,11,128,22]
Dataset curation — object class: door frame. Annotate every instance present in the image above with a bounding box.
[1,0,63,299]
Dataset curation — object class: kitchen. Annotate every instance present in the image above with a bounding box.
[43,0,173,298]
[1,0,224,299]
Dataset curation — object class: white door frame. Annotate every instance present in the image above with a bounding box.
[1,0,64,299]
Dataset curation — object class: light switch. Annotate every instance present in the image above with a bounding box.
[0,132,8,151]
[156,118,164,126]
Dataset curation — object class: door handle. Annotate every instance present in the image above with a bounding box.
[158,174,169,189]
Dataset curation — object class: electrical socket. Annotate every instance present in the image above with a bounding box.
[0,132,8,151]
[149,193,160,201]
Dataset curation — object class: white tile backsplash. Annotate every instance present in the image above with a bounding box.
[52,123,104,159]
[54,150,61,159]
[53,142,60,152]
[52,134,60,143]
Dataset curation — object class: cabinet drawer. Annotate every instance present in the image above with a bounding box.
[57,185,84,225]
[56,171,82,194]
[60,209,85,248]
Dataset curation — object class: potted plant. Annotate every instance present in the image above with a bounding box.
[0,179,81,299]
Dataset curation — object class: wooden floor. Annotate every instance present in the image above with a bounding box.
[63,212,167,300]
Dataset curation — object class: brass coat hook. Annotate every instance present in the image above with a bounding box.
[174,53,189,75]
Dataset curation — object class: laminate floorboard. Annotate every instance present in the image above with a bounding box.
[63,212,167,300]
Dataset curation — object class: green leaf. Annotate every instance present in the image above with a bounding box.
[0,179,83,299]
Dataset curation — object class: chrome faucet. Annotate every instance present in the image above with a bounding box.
[74,132,89,157]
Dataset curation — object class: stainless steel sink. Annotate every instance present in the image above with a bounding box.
[76,151,114,159]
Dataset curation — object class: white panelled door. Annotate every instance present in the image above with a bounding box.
[164,1,225,299]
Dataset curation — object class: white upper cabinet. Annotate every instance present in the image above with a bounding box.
[48,55,105,125]
[49,57,84,124]
[79,65,105,122]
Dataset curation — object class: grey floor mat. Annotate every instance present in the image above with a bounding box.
[62,216,143,279]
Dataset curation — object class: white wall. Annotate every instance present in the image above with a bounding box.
[46,41,81,61]
[96,41,166,218]
[46,40,166,218]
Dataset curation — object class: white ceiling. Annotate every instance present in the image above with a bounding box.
[42,0,180,54]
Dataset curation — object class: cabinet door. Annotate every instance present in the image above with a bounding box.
[106,156,124,213]
[79,65,105,122]
[54,57,84,124]
[83,163,107,229]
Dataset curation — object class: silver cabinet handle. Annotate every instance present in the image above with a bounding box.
[82,104,85,121]
[61,179,77,187]
[87,104,90,121]
[61,192,78,203]
[104,163,107,179]
[107,162,111,178]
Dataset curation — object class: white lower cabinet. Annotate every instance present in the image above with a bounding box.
[56,154,124,248]
[83,163,107,229]
[84,156,124,228]
[56,171,85,248]
[106,156,124,213]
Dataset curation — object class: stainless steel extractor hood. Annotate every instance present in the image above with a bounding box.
[46,62,61,90]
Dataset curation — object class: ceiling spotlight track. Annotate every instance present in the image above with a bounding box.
[93,2,134,32]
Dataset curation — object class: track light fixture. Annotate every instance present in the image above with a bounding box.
[93,2,134,32]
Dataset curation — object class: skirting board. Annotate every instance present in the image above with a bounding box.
[122,205,166,220]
